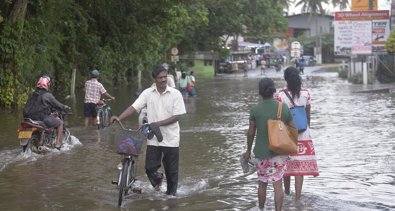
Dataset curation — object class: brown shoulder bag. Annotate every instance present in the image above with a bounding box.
[267,102,298,154]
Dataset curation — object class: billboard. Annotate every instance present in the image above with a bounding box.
[334,10,390,55]
[352,0,378,11]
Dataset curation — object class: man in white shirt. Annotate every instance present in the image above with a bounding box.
[111,64,186,196]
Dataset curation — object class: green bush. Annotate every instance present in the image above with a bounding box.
[338,68,348,79]
[348,72,375,84]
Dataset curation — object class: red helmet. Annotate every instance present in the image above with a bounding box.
[36,76,51,90]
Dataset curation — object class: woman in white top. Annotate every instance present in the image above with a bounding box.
[276,66,319,200]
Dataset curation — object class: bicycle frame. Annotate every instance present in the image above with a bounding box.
[97,99,112,129]
[112,119,144,207]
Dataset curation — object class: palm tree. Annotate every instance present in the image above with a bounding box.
[332,0,350,10]
[294,0,329,64]
[272,0,293,10]
[295,0,328,14]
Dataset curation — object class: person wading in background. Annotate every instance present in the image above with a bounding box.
[84,69,115,128]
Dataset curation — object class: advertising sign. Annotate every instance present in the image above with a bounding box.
[273,38,288,52]
[334,21,353,55]
[291,41,301,50]
[352,21,372,54]
[352,0,378,11]
[334,10,390,55]
[372,19,390,52]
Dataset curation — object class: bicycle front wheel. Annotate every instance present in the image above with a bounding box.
[128,159,137,186]
[97,109,104,129]
[102,108,112,127]
[118,159,129,207]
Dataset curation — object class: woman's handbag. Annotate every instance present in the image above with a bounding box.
[267,102,298,154]
[284,91,308,133]
[186,83,191,92]
[186,76,192,92]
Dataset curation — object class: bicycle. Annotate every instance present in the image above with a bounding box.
[111,119,149,207]
[97,99,113,129]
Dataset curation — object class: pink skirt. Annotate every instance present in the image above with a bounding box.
[283,140,319,177]
[256,155,289,184]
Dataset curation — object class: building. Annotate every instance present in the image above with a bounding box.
[287,13,334,37]
[286,13,334,64]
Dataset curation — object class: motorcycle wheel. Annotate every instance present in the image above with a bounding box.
[28,133,41,153]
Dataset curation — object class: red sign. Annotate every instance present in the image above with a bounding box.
[335,10,389,21]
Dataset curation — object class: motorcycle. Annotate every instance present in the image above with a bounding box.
[17,110,71,153]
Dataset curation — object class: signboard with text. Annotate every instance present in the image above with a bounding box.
[351,0,378,11]
[334,10,390,55]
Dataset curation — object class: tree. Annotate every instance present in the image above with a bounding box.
[385,29,395,53]
[0,0,288,109]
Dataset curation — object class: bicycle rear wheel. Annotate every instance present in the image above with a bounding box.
[118,159,130,207]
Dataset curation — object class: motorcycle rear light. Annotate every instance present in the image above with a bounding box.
[17,127,37,132]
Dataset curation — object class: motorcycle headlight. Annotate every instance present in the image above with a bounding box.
[117,162,123,170]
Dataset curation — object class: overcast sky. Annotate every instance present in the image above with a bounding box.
[287,0,391,15]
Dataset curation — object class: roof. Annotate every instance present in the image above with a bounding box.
[286,13,334,19]
[238,41,268,48]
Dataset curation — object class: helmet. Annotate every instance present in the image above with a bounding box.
[91,69,100,78]
[36,76,51,90]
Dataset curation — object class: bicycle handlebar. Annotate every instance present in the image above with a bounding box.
[102,98,113,102]
[114,119,139,132]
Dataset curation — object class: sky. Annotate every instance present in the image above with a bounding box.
[287,0,391,15]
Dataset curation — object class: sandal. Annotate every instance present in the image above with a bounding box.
[54,144,62,151]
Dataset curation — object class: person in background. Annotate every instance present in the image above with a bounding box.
[84,69,115,128]
[178,71,189,97]
[294,57,300,69]
[188,71,196,97]
[111,64,186,196]
[298,57,305,74]
[243,78,293,211]
[276,66,319,200]
[260,59,267,75]
[23,76,70,150]
[175,70,182,88]
[162,63,176,88]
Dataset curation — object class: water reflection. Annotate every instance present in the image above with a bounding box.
[0,68,394,210]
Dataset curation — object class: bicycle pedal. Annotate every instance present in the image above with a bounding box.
[132,187,142,194]
[111,180,118,185]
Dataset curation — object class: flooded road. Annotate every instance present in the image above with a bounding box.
[0,66,394,210]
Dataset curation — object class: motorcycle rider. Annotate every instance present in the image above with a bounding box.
[23,75,70,150]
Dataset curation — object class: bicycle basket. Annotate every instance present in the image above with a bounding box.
[116,131,144,156]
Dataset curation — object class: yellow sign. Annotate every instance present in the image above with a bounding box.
[352,0,378,11]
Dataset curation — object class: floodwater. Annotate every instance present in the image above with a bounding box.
[0,66,394,211]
